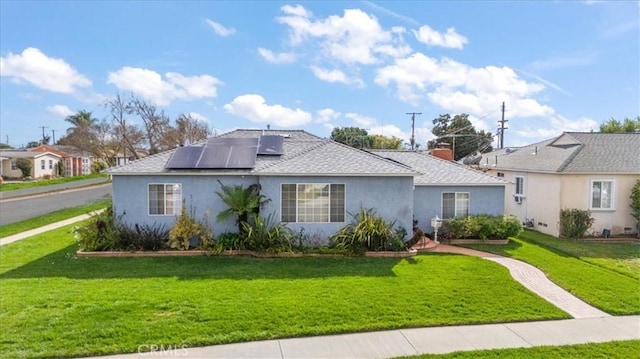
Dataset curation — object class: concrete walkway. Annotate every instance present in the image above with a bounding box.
[428,244,610,319]
[83,316,640,359]
[0,211,102,245]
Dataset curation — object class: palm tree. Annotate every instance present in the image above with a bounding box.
[60,110,98,151]
[216,182,269,234]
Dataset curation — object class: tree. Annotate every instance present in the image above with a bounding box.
[331,127,371,148]
[428,114,494,161]
[130,95,172,154]
[215,182,268,235]
[369,134,403,149]
[174,113,210,145]
[104,93,142,161]
[58,110,98,153]
[0,143,13,149]
[599,117,640,133]
[15,158,32,178]
[631,180,640,238]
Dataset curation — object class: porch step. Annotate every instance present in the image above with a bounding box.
[412,237,439,252]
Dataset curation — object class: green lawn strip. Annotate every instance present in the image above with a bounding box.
[0,173,107,192]
[0,227,568,358]
[0,199,111,238]
[517,230,640,280]
[399,340,640,358]
[464,233,640,315]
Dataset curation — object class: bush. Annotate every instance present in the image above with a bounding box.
[241,213,294,253]
[15,158,31,178]
[56,160,64,177]
[42,174,52,180]
[217,231,246,250]
[559,209,594,239]
[330,207,407,253]
[444,214,522,241]
[74,207,119,251]
[117,223,170,251]
[168,201,214,250]
[92,161,107,174]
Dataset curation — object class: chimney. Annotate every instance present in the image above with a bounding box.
[430,142,453,161]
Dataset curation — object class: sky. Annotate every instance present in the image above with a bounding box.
[1,0,638,150]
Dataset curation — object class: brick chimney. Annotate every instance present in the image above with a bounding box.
[430,143,453,161]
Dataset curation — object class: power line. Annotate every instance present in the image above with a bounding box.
[406,112,422,150]
[497,102,508,149]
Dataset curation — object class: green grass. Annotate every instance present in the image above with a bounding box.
[0,200,111,238]
[0,226,568,358]
[400,340,640,358]
[464,230,640,315]
[0,173,107,192]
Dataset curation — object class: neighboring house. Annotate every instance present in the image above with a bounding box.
[105,149,149,167]
[475,132,640,237]
[30,145,95,176]
[0,150,62,178]
[372,151,507,233]
[108,129,507,241]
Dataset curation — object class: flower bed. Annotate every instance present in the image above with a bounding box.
[76,249,417,258]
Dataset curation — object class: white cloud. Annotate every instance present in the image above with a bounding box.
[281,4,312,18]
[46,104,74,117]
[188,112,209,123]
[310,66,364,86]
[316,108,341,123]
[375,52,550,119]
[204,19,236,37]
[107,67,223,106]
[514,115,598,144]
[257,48,296,64]
[529,51,597,71]
[0,47,91,94]
[362,0,419,26]
[413,25,468,49]
[345,112,377,128]
[223,94,312,127]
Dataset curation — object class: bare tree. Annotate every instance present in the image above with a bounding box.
[130,95,172,154]
[104,93,140,160]
[175,113,210,145]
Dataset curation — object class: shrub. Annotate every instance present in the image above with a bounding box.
[444,214,522,241]
[42,174,52,180]
[117,223,170,251]
[330,207,407,253]
[242,213,294,253]
[559,209,594,239]
[631,180,640,237]
[92,161,107,174]
[56,160,64,177]
[169,201,214,250]
[74,207,118,251]
[217,231,246,250]
[15,158,31,178]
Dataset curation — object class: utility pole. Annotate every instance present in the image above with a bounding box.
[497,102,507,149]
[52,129,56,145]
[406,112,422,150]
[39,126,48,145]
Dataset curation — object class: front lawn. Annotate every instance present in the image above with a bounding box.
[0,173,107,192]
[401,340,640,358]
[464,230,640,315]
[0,226,568,358]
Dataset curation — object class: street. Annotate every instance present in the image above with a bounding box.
[0,184,112,226]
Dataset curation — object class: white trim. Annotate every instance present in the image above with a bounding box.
[441,192,470,219]
[147,183,182,216]
[589,179,615,211]
[281,183,346,223]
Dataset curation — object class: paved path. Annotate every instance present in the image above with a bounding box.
[429,244,610,319]
[0,177,110,200]
[0,210,102,245]
[83,316,640,359]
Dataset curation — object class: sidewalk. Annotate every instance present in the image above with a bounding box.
[0,177,110,200]
[0,211,101,245]
[83,315,640,359]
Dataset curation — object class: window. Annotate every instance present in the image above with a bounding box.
[591,180,614,210]
[148,183,182,215]
[515,176,524,196]
[281,183,345,223]
[81,158,90,175]
[10,160,17,170]
[497,172,505,178]
[49,160,53,169]
[442,192,470,219]
[40,160,45,170]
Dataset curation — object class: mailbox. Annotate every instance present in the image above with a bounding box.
[431,215,443,244]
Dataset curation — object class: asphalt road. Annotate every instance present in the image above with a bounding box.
[0,184,112,226]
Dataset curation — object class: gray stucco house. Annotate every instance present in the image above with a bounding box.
[108,129,506,241]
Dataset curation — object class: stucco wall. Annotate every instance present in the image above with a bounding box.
[1,160,23,178]
[33,154,60,178]
[258,175,414,243]
[414,185,505,234]
[112,175,258,234]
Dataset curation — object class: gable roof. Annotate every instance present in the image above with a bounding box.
[478,132,640,174]
[108,129,416,176]
[0,150,62,159]
[30,144,93,157]
[372,150,507,186]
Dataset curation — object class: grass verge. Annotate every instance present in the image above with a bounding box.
[464,230,640,315]
[0,173,107,192]
[0,200,111,238]
[400,340,640,358]
[0,226,568,358]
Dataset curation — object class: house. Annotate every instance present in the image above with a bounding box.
[30,145,95,176]
[475,132,640,237]
[0,150,62,179]
[372,150,507,233]
[108,129,506,241]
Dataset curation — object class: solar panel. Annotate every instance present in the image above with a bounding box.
[258,135,284,155]
[197,144,232,168]
[165,146,204,169]
[208,137,259,146]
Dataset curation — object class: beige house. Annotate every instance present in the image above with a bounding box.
[474,132,639,237]
[0,150,62,179]
[30,145,95,176]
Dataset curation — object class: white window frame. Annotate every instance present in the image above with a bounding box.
[148,183,182,216]
[81,158,90,175]
[10,160,17,170]
[590,179,615,210]
[40,159,45,170]
[281,183,345,223]
[442,192,470,219]
[514,176,525,196]
[49,159,53,169]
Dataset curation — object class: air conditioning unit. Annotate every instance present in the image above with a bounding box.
[514,196,523,204]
